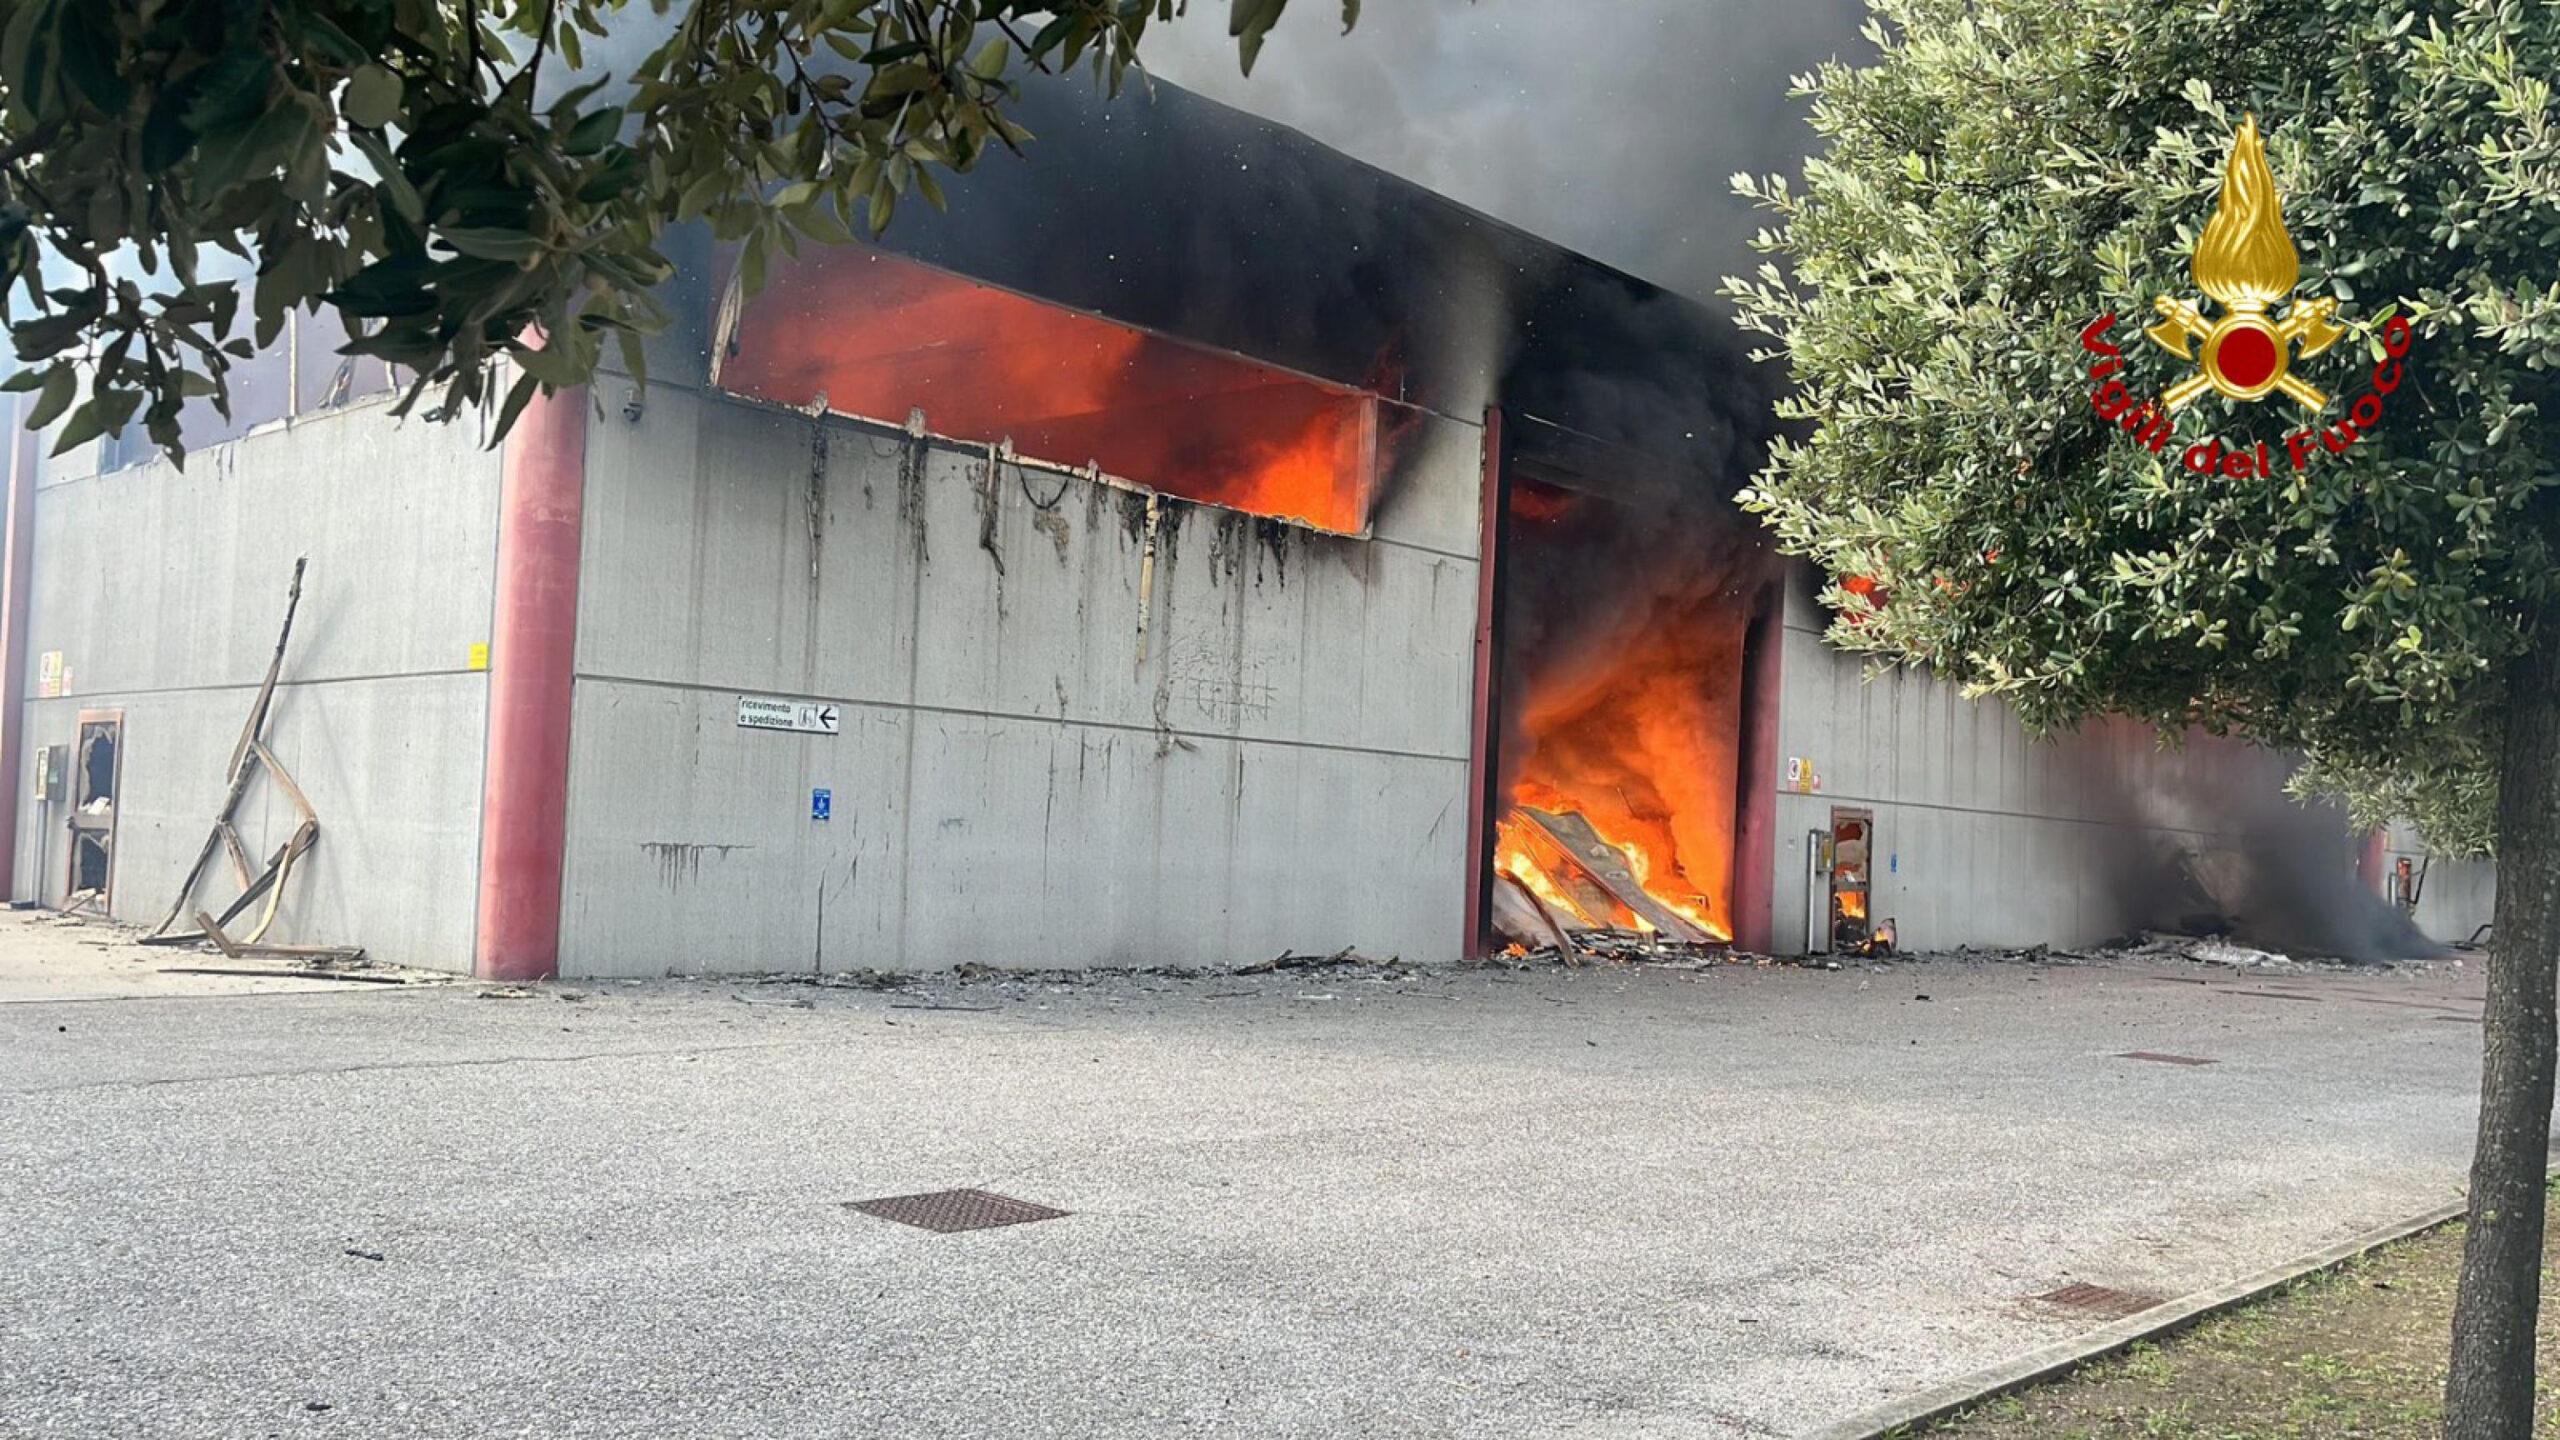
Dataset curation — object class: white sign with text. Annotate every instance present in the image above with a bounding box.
[737,696,840,735]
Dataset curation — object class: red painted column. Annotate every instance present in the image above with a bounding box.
[1729,575,1786,954]
[0,419,36,901]
[473,384,588,980]
[1460,408,1507,960]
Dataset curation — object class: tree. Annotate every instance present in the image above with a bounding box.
[1725,0,2556,1429]
[0,0,1351,461]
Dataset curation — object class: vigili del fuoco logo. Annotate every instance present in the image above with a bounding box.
[2075,114,2416,477]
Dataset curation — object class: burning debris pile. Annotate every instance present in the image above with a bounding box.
[1487,464,1770,959]
[1493,807,1725,957]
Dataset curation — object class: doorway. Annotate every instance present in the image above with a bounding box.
[1824,807,1874,954]
[65,710,121,914]
[1469,413,1772,955]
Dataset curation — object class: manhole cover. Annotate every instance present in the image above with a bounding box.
[2116,1051,2218,1066]
[845,1188,1069,1234]
[2031,1282,2163,1319]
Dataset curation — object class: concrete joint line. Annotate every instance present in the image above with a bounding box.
[1798,1181,2525,1440]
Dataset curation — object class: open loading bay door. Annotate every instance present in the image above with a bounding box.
[1478,418,1777,961]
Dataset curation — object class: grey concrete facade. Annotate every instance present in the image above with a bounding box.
[2383,820,2497,947]
[14,389,2491,973]
[1774,567,2272,955]
[1764,566,2498,955]
[552,377,1486,977]
[12,399,500,970]
[11,383,2494,974]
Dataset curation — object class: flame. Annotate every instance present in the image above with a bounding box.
[1495,813,1602,928]
[1837,891,1868,922]
[720,247,1383,535]
[2193,115,2298,311]
[1499,496,1745,943]
[1615,835,1719,936]
[1508,631,1741,941]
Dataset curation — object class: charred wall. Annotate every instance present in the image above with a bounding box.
[638,74,1778,502]
[552,381,1487,976]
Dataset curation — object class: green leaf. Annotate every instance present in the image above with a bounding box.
[488,370,543,446]
[24,363,76,432]
[438,228,546,264]
[50,388,138,456]
[792,197,855,246]
[190,98,310,197]
[512,338,587,389]
[342,64,403,130]
[57,4,129,113]
[348,130,424,222]
[181,49,278,133]
[561,105,623,156]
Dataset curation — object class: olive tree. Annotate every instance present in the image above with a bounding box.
[1725,0,2556,1429]
[0,0,1347,460]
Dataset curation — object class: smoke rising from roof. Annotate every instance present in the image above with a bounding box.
[1138,1,1874,305]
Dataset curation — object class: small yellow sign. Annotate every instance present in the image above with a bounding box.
[467,642,490,672]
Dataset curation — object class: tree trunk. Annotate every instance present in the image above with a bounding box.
[2447,599,2560,1438]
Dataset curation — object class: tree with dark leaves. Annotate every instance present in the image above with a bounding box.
[1728,2,2556,1431]
[0,0,1351,461]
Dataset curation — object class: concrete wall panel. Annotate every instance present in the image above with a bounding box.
[559,678,908,978]
[560,385,1479,976]
[1369,408,1486,558]
[1768,572,2297,956]
[31,404,499,690]
[12,402,498,969]
[2382,821,2497,947]
[1764,578,2498,957]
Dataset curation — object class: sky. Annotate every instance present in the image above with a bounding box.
[1133,0,1876,304]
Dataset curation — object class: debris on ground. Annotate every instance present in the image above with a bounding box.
[1235,946,1395,976]
[693,925,2462,1009]
[1943,929,2463,974]
[1470,932,1842,973]
[731,992,818,1010]
[160,964,409,985]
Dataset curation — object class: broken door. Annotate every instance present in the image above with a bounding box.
[65,710,121,913]
[1825,806,1873,954]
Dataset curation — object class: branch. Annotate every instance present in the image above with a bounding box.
[992,13,1053,75]
[507,0,565,101]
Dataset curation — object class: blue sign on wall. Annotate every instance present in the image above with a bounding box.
[811,788,832,822]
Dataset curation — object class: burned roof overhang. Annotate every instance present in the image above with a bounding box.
[675,75,1779,513]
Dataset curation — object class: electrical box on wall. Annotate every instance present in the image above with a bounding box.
[33,744,62,803]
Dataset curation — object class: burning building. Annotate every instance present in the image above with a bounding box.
[0,77,2492,976]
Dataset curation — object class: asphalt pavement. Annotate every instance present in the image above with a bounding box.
[0,915,2490,1438]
